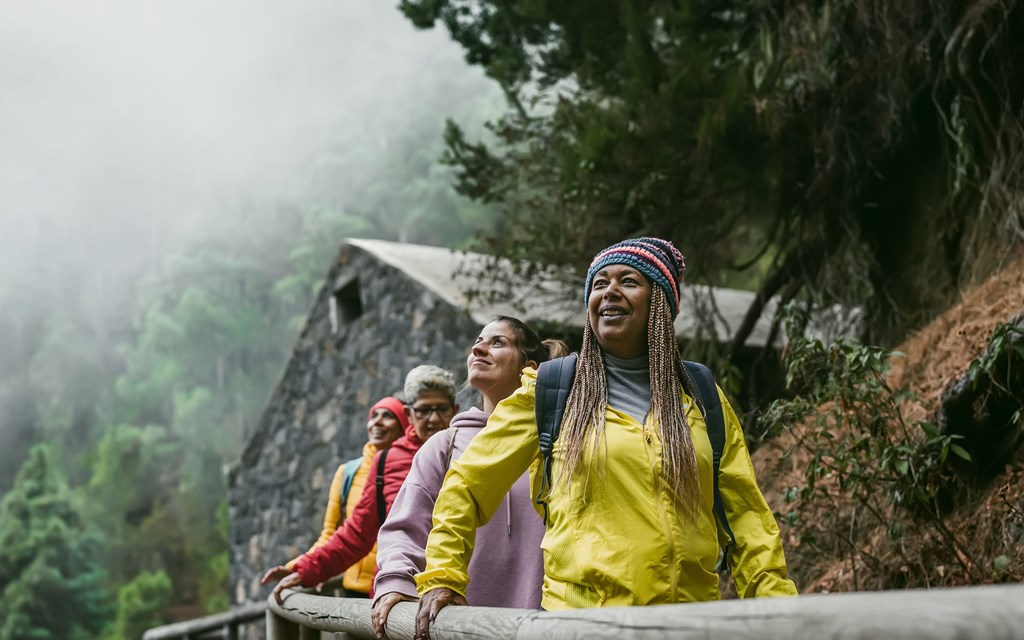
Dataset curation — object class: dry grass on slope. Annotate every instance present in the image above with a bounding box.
[751,249,1024,594]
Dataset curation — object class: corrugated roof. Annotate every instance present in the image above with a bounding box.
[345,238,782,348]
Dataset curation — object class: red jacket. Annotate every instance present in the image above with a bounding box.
[293,423,426,588]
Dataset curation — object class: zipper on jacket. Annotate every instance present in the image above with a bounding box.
[666,495,679,601]
[644,414,679,601]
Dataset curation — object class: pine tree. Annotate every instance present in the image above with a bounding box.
[107,570,171,640]
[0,445,112,640]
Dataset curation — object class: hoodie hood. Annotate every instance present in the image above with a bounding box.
[446,406,488,432]
[403,423,422,443]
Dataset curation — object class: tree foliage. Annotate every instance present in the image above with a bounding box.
[106,570,172,640]
[402,0,1024,347]
[0,57,500,625]
[0,445,112,640]
[759,311,1024,589]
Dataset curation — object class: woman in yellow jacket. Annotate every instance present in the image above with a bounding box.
[263,396,408,596]
[414,238,797,637]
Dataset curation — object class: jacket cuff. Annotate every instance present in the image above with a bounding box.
[293,555,324,588]
[414,568,469,598]
[747,572,799,598]
[373,576,419,602]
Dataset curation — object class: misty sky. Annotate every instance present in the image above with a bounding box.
[0,0,494,323]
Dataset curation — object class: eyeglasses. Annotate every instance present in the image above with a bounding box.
[410,404,454,419]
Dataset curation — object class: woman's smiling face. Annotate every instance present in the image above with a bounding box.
[467,320,524,395]
[365,408,403,447]
[587,264,652,359]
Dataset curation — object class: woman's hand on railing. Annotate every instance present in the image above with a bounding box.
[267,571,303,606]
[260,565,292,585]
[414,587,467,640]
[372,591,417,638]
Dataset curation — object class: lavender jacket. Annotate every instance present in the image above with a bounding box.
[373,407,545,608]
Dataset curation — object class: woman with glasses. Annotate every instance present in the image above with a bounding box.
[264,365,459,604]
[261,396,408,597]
[414,238,797,639]
[370,317,567,638]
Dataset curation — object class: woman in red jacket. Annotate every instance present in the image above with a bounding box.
[263,365,459,604]
[260,396,407,596]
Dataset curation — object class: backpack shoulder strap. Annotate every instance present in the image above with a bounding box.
[375,448,390,525]
[339,457,363,506]
[443,427,460,471]
[534,353,577,524]
[683,360,737,572]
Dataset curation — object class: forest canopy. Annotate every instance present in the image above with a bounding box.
[0,7,500,632]
[401,0,1024,346]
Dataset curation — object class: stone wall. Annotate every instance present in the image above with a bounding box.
[227,242,480,608]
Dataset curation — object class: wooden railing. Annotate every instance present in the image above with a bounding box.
[142,579,346,640]
[141,600,267,640]
[266,583,1024,640]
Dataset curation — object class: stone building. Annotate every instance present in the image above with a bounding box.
[226,238,789,608]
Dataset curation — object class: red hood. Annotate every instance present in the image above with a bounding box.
[403,421,421,443]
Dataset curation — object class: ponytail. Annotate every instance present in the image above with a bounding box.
[494,316,568,366]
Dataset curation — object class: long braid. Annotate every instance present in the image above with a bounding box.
[648,288,701,514]
[555,318,607,496]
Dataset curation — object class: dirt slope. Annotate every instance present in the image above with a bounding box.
[752,248,1024,593]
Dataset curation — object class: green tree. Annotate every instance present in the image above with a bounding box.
[402,0,776,281]
[0,44,503,621]
[0,444,112,640]
[106,570,172,640]
[85,424,182,589]
[402,0,1024,346]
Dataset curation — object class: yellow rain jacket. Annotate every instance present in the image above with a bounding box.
[287,442,381,593]
[416,368,797,609]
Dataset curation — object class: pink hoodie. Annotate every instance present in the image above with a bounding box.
[373,407,544,608]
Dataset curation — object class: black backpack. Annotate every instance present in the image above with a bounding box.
[534,354,737,572]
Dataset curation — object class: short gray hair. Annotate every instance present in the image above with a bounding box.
[403,365,457,404]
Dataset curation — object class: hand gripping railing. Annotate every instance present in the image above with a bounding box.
[266,583,1024,640]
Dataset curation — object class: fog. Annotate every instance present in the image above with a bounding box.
[0,0,494,326]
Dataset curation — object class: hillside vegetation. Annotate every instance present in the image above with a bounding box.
[755,251,1024,592]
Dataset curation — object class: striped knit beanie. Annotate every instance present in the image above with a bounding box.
[585,237,686,318]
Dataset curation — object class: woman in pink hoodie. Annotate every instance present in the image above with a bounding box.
[371,317,567,637]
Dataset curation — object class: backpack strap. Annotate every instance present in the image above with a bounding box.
[337,457,363,526]
[339,457,363,506]
[683,360,737,572]
[443,427,460,471]
[375,448,390,525]
[534,353,577,525]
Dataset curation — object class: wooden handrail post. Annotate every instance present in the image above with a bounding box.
[298,626,320,640]
[266,606,300,640]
